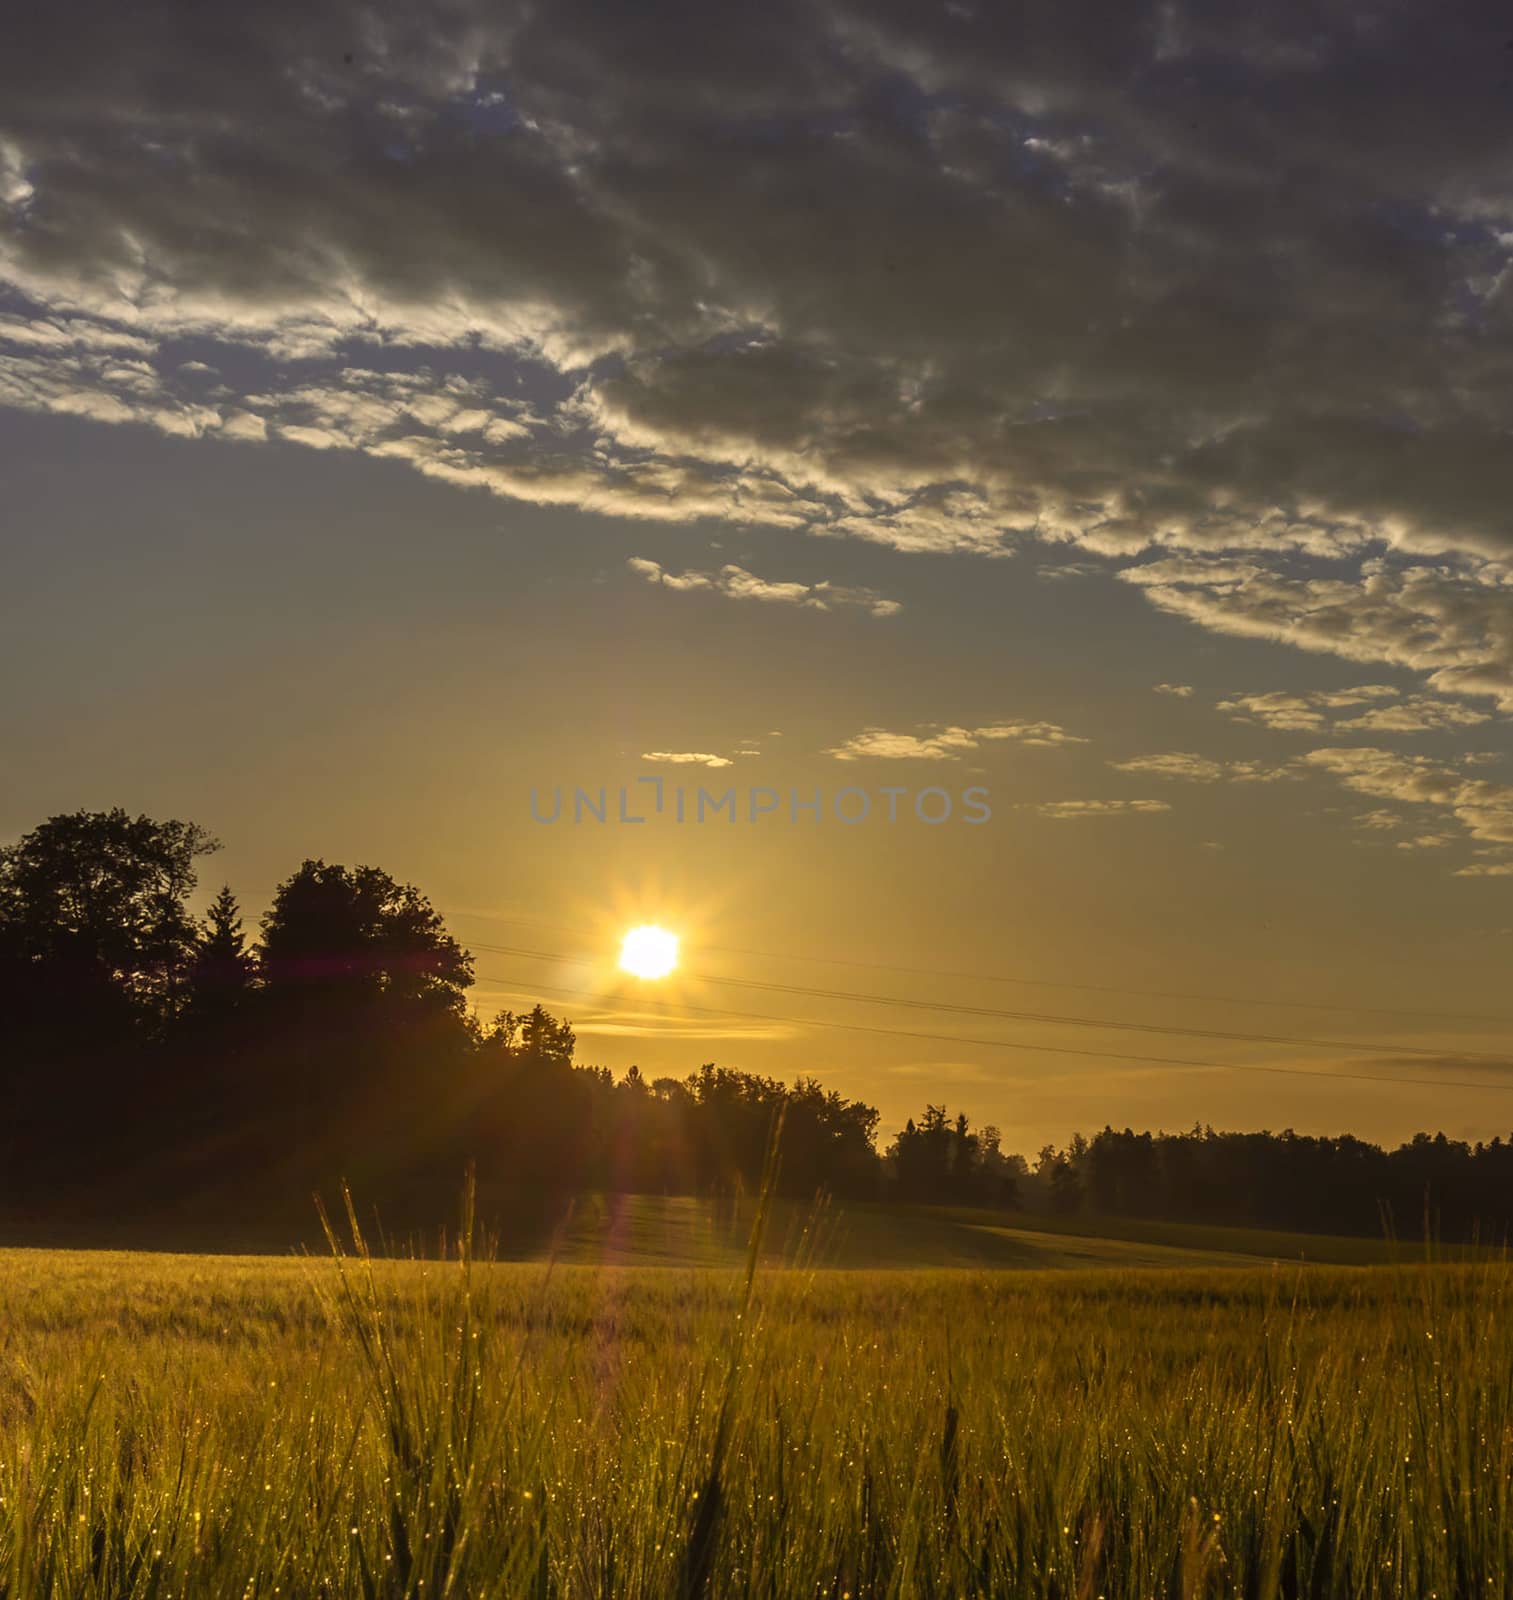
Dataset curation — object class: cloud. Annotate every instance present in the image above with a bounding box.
[1027,799,1172,819]
[641,751,733,768]
[572,1010,793,1041]
[1035,560,1109,582]
[1109,752,1224,782]
[1111,742,1513,858]
[1108,751,1298,784]
[627,557,900,617]
[1154,683,1194,698]
[1218,684,1493,734]
[6,0,1513,703]
[1302,747,1513,845]
[1338,700,1496,734]
[1130,559,1513,710]
[827,720,1085,761]
[1355,809,1406,831]
[0,314,154,355]
[975,721,1087,748]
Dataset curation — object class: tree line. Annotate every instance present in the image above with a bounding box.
[2,808,1511,1241]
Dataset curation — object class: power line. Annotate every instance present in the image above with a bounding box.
[447,909,1513,1030]
[471,967,1513,1096]
[465,939,1513,1067]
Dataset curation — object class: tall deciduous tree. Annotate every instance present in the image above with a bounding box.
[259,860,472,1013]
[0,807,218,1027]
[0,809,218,1199]
[255,860,475,1187]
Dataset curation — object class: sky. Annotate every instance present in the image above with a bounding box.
[4,0,1513,1154]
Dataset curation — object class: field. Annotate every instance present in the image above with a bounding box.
[2,1203,1511,1598]
[540,1195,1428,1270]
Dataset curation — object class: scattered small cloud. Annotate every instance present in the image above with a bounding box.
[976,722,1087,748]
[828,720,1085,761]
[1154,683,1194,698]
[1123,561,1513,716]
[1225,760,1300,784]
[1037,562,1106,582]
[628,558,900,617]
[1338,700,1494,734]
[1109,752,1298,784]
[1027,799,1172,819]
[1303,747,1513,845]
[1218,686,1394,733]
[1111,752,1224,782]
[1217,685,1493,735]
[641,751,732,768]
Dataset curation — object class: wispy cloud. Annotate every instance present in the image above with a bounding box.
[641,751,733,768]
[1125,560,1513,714]
[1027,799,1171,818]
[1303,747,1513,846]
[1109,752,1299,784]
[627,558,900,617]
[1037,561,1106,582]
[1218,685,1491,734]
[827,721,1086,761]
[1110,743,1513,859]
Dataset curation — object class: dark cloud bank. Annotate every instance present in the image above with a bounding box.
[5,1,1513,703]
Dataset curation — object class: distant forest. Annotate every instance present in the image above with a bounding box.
[3,808,1512,1242]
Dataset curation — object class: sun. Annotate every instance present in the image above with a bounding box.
[619,923,679,980]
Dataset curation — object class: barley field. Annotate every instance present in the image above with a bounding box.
[1,1207,1510,1598]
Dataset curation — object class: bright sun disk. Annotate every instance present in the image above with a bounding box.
[619,924,679,979]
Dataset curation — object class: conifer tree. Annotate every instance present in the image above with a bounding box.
[193,884,255,1005]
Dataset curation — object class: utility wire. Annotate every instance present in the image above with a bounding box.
[465,938,1513,1066]
[471,968,1513,1096]
[447,908,1513,1029]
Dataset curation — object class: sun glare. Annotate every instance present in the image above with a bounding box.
[619,923,679,980]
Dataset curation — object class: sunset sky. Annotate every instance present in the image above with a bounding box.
[4,1,1513,1153]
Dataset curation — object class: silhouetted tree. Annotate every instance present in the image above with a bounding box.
[485,1004,575,1064]
[10,805,1513,1245]
[188,886,256,1013]
[1048,1155,1083,1214]
[254,859,475,1192]
[889,1106,1002,1204]
[260,860,472,1011]
[0,807,218,1028]
[0,809,217,1201]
